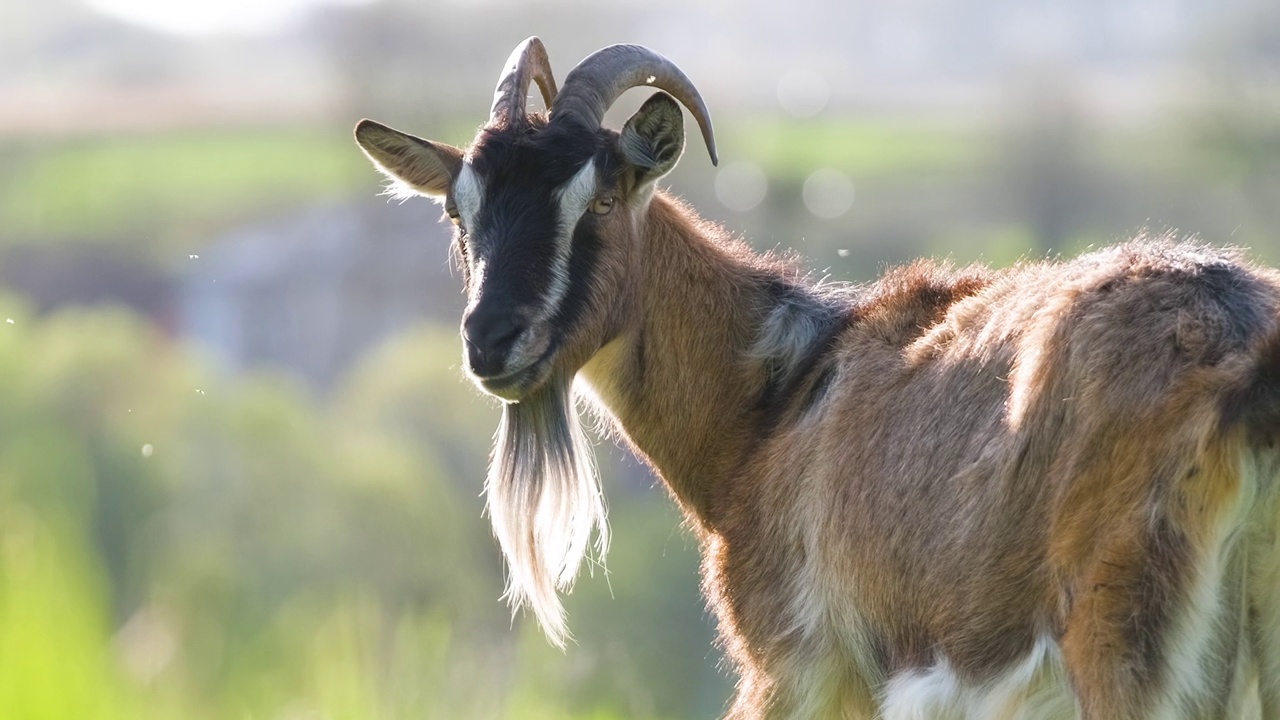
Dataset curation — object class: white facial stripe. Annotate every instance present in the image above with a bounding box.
[454,163,484,233]
[558,159,599,216]
[539,160,598,321]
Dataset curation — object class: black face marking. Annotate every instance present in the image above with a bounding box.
[545,211,607,345]
[460,120,622,323]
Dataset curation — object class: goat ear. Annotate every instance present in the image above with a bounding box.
[619,92,686,188]
[354,119,462,199]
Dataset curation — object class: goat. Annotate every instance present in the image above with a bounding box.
[354,37,1280,719]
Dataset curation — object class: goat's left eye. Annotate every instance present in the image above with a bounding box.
[588,197,615,215]
[445,209,468,235]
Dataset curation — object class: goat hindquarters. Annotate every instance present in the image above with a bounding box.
[1230,329,1280,718]
[1055,305,1280,717]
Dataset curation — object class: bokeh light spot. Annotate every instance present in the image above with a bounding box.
[777,69,830,118]
[803,169,855,219]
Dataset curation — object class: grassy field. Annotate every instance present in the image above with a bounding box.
[2,117,1270,272]
[0,120,981,254]
[722,117,982,180]
[0,128,371,251]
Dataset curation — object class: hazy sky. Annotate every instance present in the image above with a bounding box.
[85,0,373,35]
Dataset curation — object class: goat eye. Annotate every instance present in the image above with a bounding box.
[588,197,615,215]
[445,209,468,235]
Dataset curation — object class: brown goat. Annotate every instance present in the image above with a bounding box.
[355,37,1280,718]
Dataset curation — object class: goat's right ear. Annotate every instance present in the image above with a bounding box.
[619,92,686,191]
[354,119,463,199]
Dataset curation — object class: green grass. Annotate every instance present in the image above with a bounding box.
[722,117,982,180]
[0,119,980,255]
[0,505,144,720]
[0,128,372,251]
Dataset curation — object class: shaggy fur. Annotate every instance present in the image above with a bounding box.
[581,210,1280,718]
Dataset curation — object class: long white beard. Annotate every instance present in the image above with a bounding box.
[485,375,609,647]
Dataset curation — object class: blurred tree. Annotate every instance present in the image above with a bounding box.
[1185,0,1280,256]
[998,67,1092,252]
[0,303,727,718]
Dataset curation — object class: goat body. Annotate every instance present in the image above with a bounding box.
[356,38,1280,718]
[582,194,1280,718]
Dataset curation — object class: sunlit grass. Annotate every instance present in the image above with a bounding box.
[722,117,983,180]
[0,505,144,720]
[0,129,369,250]
[0,120,979,258]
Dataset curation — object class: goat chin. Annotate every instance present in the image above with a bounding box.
[484,373,608,647]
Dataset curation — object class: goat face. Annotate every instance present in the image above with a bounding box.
[355,100,683,401]
[457,108,687,402]
[355,40,712,403]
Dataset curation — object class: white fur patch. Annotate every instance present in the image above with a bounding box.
[771,453,883,718]
[454,162,484,236]
[541,159,597,321]
[1153,500,1247,717]
[1247,446,1280,715]
[748,286,849,406]
[881,637,1075,720]
[751,295,831,380]
[756,304,814,363]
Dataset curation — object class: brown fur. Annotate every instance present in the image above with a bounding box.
[579,201,1280,717]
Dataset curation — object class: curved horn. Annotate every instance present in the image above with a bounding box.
[489,37,558,126]
[550,44,718,165]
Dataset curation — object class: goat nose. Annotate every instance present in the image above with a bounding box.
[462,310,525,376]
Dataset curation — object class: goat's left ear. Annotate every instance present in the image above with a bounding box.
[619,92,686,189]
[354,119,463,199]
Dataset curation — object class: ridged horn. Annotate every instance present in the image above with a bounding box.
[489,37,558,126]
[549,44,718,165]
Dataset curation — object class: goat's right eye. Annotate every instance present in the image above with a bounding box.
[588,197,615,215]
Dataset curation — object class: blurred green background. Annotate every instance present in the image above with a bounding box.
[2,0,1280,717]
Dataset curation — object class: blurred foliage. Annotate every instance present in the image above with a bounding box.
[0,304,727,719]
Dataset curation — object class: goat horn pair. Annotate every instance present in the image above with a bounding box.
[489,39,718,166]
[489,37,558,126]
